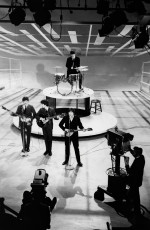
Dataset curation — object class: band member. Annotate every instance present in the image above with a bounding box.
[66,50,82,89]
[11,96,36,154]
[59,108,85,167]
[124,146,145,225]
[36,100,56,156]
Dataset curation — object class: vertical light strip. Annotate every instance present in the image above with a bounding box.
[68,31,78,43]
[32,23,64,56]
[0,34,39,55]
[64,45,71,52]
[117,25,134,37]
[94,35,105,45]
[105,46,114,53]
[86,25,92,56]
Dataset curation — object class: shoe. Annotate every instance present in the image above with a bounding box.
[77,162,83,167]
[62,161,67,165]
[26,148,30,152]
[48,152,52,156]
[50,197,57,211]
[43,151,48,156]
[21,149,26,153]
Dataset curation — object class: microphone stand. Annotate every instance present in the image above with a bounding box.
[21,107,26,156]
[66,116,74,170]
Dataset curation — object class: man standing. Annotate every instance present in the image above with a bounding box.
[59,108,85,167]
[11,96,36,155]
[36,100,56,156]
[124,146,145,226]
[66,50,82,89]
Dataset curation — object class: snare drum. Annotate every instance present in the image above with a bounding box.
[54,73,65,85]
[57,81,72,96]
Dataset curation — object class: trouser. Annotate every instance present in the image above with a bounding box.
[20,122,32,150]
[65,134,81,164]
[126,186,141,221]
[42,125,53,153]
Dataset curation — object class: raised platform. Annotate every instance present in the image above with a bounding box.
[13,111,117,138]
[43,86,94,116]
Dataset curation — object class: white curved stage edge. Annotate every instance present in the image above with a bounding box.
[13,86,117,137]
[13,112,117,137]
[43,86,94,99]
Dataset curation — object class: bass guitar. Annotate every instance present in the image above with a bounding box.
[37,113,65,128]
[65,128,93,137]
[2,105,32,126]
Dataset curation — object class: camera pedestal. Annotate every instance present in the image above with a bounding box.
[94,151,127,201]
[94,174,127,201]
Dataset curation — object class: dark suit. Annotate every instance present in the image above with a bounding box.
[36,107,55,154]
[20,200,50,230]
[15,104,36,150]
[59,115,84,164]
[126,154,145,219]
[66,56,82,89]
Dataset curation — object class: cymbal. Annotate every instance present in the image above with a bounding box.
[81,68,88,71]
[75,66,88,70]
[80,66,88,68]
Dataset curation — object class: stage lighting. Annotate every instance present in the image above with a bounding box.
[26,0,43,12]
[125,0,146,14]
[9,7,26,26]
[133,26,149,48]
[98,9,128,37]
[33,8,51,27]
[110,9,128,28]
[97,0,109,15]
[98,16,114,37]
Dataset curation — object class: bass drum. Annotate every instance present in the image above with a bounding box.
[57,81,72,96]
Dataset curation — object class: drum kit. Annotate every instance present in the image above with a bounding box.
[54,66,88,96]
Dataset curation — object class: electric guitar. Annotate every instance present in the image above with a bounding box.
[2,105,32,126]
[37,113,66,128]
[65,128,93,137]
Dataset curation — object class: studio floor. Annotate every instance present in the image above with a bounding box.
[0,87,150,230]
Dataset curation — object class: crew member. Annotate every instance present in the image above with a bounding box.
[125,146,145,226]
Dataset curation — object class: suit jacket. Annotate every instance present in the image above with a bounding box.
[59,115,84,135]
[15,104,36,126]
[36,107,55,129]
[66,56,80,75]
[21,200,50,230]
[126,154,145,188]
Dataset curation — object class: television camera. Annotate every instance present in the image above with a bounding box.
[106,127,134,156]
[20,169,51,207]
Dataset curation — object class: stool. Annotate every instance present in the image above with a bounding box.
[90,99,102,113]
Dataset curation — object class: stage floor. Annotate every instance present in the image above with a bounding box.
[13,111,117,137]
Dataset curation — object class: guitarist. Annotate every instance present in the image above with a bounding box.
[36,100,56,156]
[10,96,36,154]
[59,108,85,167]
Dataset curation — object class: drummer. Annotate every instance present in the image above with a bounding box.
[66,50,82,90]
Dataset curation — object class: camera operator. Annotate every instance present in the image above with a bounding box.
[124,146,145,226]
[19,189,57,230]
[18,169,57,230]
